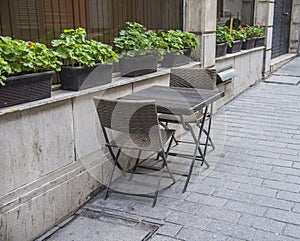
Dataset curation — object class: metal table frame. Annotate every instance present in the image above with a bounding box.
[121,85,224,192]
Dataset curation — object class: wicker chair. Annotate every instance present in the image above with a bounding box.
[159,67,217,152]
[158,67,217,192]
[94,97,176,207]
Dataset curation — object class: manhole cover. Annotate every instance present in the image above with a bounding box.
[44,210,159,241]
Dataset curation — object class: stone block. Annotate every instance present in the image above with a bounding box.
[0,100,74,195]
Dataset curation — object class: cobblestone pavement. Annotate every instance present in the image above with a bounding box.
[41,58,300,241]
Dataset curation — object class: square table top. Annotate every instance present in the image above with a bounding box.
[121,85,224,115]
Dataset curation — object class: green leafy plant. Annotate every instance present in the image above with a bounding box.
[242,24,264,39]
[253,24,264,37]
[113,22,162,57]
[231,28,247,42]
[181,31,199,50]
[158,29,198,55]
[216,25,234,47]
[0,36,61,86]
[51,27,118,67]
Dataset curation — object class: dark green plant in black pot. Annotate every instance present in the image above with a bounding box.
[52,27,118,91]
[159,30,198,67]
[0,36,61,108]
[113,22,162,77]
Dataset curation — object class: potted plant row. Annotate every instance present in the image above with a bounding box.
[216,23,265,57]
[114,22,199,76]
[0,23,199,108]
[51,27,118,91]
[0,37,61,108]
[241,24,265,49]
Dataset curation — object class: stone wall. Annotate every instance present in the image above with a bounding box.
[0,72,170,241]
[290,0,300,54]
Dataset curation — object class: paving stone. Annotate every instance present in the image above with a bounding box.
[213,164,250,176]
[209,171,263,186]
[196,206,241,223]
[252,230,298,241]
[222,158,273,172]
[212,189,253,203]
[157,223,182,237]
[185,193,227,208]
[248,169,287,181]
[293,162,300,169]
[205,220,256,240]
[127,203,172,220]
[165,211,210,229]
[266,209,300,226]
[250,195,294,211]
[272,166,300,176]
[285,173,300,185]
[167,200,202,214]
[284,224,300,239]
[176,228,228,241]
[186,183,216,195]
[236,183,277,197]
[293,204,300,213]
[248,150,280,159]
[192,176,240,191]
[237,214,286,233]
[276,191,300,203]
[224,200,267,217]
[258,157,293,167]
[150,235,181,241]
[262,179,300,193]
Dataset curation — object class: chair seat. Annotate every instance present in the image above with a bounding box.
[108,129,175,151]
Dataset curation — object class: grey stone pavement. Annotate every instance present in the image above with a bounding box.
[39,57,300,241]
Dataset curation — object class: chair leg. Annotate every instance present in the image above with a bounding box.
[129,150,142,181]
[152,161,165,207]
[104,149,121,200]
[159,151,176,183]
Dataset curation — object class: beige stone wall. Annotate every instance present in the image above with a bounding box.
[184,0,217,67]
[290,0,300,54]
[0,74,170,241]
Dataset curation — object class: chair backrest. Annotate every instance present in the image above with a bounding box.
[170,67,217,90]
[94,97,163,150]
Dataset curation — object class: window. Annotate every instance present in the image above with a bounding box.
[217,0,254,26]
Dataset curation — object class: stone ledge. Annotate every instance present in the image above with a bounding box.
[216,47,265,61]
[0,68,170,117]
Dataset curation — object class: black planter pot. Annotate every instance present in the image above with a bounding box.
[216,43,228,58]
[0,71,54,108]
[255,36,265,47]
[59,64,112,91]
[119,55,157,77]
[161,51,190,67]
[242,38,255,50]
[227,40,242,54]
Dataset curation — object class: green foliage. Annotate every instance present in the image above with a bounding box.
[242,24,264,39]
[159,30,185,54]
[231,27,247,42]
[158,30,198,55]
[253,24,264,37]
[52,27,118,67]
[216,25,234,47]
[113,22,162,57]
[0,36,62,86]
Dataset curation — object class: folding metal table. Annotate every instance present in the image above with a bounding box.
[121,85,224,192]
